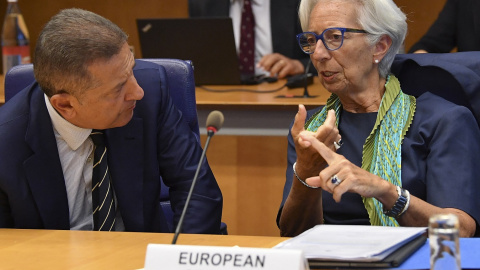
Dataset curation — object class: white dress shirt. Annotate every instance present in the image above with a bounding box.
[230,0,272,76]
[44,95,124,231]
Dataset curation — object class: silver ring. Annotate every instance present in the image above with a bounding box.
[334,139,343,150]
[331,175,342,186]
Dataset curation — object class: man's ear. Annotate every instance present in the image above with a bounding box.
[373,34,392,62]
[49,93,77,120]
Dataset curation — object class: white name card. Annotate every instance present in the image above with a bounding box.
[144,244,308,270]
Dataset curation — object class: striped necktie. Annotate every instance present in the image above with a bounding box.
[90,130,116,231]
[239,0,255,76]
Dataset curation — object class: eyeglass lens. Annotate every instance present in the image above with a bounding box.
[299,29,344,53]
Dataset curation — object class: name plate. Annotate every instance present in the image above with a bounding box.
[144,244,308,270]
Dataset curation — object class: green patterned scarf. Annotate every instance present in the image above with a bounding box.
[305,75,416,226]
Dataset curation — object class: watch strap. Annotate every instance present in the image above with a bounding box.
[383,186,409,218]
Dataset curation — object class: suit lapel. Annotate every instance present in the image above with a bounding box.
[23,88,70,229]
[106,117,145,231]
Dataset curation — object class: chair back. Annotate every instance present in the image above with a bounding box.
[3,59,227,233]
[4,63,35,102]
[391,52,480,126]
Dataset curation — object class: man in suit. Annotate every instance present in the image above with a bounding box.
[0,8,223,233]
[189,0,312,79]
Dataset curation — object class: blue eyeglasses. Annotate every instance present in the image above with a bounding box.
[296,27,368,53]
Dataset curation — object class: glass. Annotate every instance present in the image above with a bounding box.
[429,213,461,270]
[296,27,368,54]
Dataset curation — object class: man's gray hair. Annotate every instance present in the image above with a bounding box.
[298,0,407,78]
[33,8,128,97]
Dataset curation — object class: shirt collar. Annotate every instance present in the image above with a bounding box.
[44,94,92,151]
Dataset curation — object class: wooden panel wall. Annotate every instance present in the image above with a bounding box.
[0,0,446,72]
[0,0,188,73]
[201,135,288,236]
[395,0,447,52]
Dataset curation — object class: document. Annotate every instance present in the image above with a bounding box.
[274,225,426,262]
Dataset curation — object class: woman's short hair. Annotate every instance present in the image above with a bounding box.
[298,0,407,78]
[33,8,128,97]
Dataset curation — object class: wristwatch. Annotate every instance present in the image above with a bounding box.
[383,186,409,218]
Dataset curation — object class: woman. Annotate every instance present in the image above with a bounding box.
[278,0,480,237]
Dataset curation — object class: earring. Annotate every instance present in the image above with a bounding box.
[374,59,379,64]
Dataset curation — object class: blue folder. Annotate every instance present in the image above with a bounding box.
[397,238,480,269]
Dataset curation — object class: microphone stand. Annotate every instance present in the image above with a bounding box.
[277,58,317,98]
[171,129,215,245]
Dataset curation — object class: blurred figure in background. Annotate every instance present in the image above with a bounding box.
[189,0,312,79]
[409,0,480,53]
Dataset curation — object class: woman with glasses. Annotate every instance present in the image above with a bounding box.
[277,0,480,237]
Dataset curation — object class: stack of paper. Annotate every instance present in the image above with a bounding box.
[274,225,426,268]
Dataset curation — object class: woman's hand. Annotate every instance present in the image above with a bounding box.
[299,131,394,203]
[291,105,342,181]
[299,132,477,237]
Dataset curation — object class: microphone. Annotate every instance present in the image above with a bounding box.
[300,58,317,98]
[205,110,224,135]
[171,110,224,244]
[276,58,317,98]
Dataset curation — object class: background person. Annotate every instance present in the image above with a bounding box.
[277,0,480,237]
[0,8,223,233]
[189,0,311,79]
[408,0,480,53]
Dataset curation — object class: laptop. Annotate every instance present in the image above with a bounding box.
[136,17,244,85]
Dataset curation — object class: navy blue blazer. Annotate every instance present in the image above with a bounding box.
[0,60,223,233]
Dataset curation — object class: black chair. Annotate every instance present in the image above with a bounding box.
[391,52,480,126]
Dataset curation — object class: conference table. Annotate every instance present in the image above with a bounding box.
[2,228,480,270]
[0,229,286,269]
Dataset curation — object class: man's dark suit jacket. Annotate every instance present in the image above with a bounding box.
[408,0,480,53]
[0,60,223,233]
[189,0,312,68]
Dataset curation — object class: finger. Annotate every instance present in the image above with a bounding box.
[313,110,336,140]
[276,64,292,79]
[332,185,346,202]
[305,176,322,188]
[331,174,351,202]
[318,110,336,133]
[268,61,282,77]
[315,109,340,150]
[268,59,288,77]
[257,54,279,71]
[309,172,348,201]
[305,174,341,194]
[298,130,315,147]
[299,132,339,164]
[292,104,307,136]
